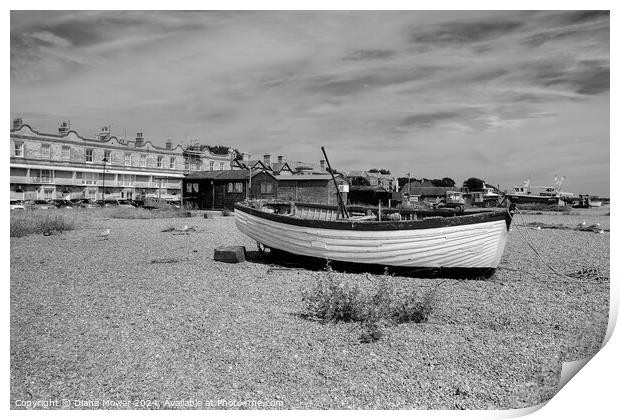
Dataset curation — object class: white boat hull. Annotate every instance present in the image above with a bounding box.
[235,208,509,268]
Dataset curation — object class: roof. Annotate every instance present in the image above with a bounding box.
[349,185,389,192]
[271,162,294,174]
[347,170,367,177]
[276,174,346,182]
[185,170,250,180]
[185,169,277,181]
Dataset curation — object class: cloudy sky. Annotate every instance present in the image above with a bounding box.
[10,10,610,195]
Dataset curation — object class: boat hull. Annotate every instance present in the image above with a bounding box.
[504,194,561,204]
[234,204,510,269]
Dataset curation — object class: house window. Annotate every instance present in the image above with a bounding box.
[141,155,147,167]
[61,146,70,161]
[104,150,111,162]
[40,169,54,183]
[157,156,163,168]
[14,142,24,157]
[120,174,136,186]
[170,157,176,169]
[184,158,190,170]
[210,161,214,171]
[124,153,131,166]
[227,182,244,193]
[85,149,94,163]
[220,162,225,170]
[41,144,51,159]
[260,183,273,194]
[43,188,54,199]
[83,172,98,185]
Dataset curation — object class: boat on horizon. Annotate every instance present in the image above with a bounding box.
[234,200,513,271]
[504,177,573,206]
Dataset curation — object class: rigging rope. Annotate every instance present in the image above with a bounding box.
[506,206,607,283]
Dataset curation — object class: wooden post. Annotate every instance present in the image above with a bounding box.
[321,146,348,219]
[378,201,382,221]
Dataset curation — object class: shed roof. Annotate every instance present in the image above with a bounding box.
[349,185,389,192]
[185,170,250,180]
[276,174,346,182]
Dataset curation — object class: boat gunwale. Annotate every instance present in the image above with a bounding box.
[234,202,511,231]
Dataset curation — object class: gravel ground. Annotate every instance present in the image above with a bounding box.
[10,206,610,409]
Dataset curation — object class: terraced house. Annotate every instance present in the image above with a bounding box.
[9,118,235,201]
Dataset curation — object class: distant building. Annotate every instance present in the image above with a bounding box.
[10,119,235,201]
[399,180,455,199]
[346,170,398,191]
[233,153,330,176]
[183,169,349,209]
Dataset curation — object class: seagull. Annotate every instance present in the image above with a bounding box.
[98,228,111,240]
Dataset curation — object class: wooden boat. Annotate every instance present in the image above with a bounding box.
[234,201,512,269]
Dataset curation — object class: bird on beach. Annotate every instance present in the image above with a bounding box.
[98,228,111,240]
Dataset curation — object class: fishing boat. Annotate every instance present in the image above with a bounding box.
[234,201,512,269]
[504,176,573,206]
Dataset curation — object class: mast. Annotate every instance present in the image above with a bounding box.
[321,146,348,219]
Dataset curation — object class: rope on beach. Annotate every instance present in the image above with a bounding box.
[507,207,607,283]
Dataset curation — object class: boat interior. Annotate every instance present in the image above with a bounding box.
[242,200,502,222]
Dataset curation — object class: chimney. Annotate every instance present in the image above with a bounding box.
[12,118,23,129]
[165,138,173,150]
[277,155,283,164]
[263,154,271,167]
[58,121,69,135]
[99,126,110,141]
[320,159,325,171]
[135,132,144,147]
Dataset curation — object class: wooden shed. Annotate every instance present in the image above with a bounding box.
[183,170,280,209]
[250,171,278,200]
[183,170,249,210]
[275,174,348,206]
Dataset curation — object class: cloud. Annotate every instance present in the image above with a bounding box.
[518,59,610,95]
[308,65,451,96]
[411,20,524,44]
[556,10,610,25]
[343,49,397,61]
[29,31,72,48]
[398,111,461,128]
